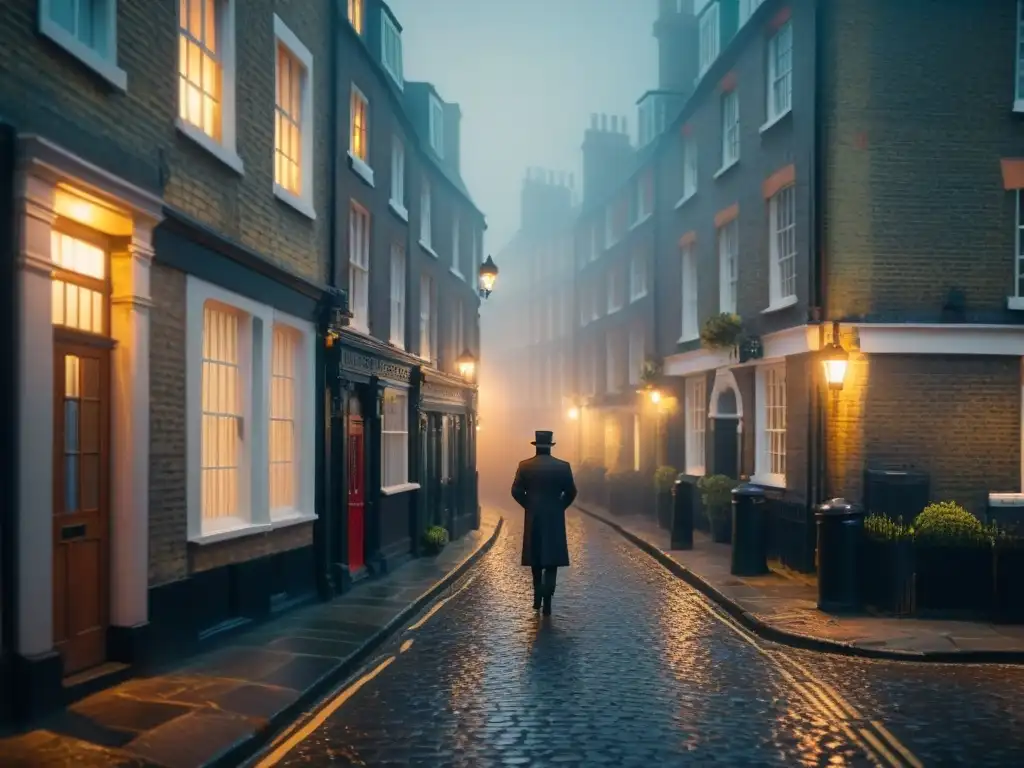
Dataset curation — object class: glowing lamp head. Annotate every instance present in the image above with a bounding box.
[478,255,499,297]
[821,324,849,391]
[649,389,662,404]
[456,349,477,380]
[567,406,580,420]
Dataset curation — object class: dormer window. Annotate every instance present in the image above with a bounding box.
[429,94,444,158]
[638,95,668,148]
[699,2,720,78]
[381,10,403,88]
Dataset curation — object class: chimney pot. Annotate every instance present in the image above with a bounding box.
[600,113,607,130]
[621,116,628,134]
[610,115,618,132]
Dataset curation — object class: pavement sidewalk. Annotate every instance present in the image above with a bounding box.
[0,510,503,768]
[576,502,1024,662]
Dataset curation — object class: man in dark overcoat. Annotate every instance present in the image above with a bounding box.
[510,430,577,615]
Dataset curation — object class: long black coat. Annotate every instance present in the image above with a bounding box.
[511,453,577,568]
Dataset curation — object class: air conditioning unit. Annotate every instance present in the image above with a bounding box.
[987,493,1024,532]
[862,469,929,521]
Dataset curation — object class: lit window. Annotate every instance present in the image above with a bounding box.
[721,90,740,168]
[682,137,698,200]
[270,325,298,514]
[390,138,406,212]
[756,363,787,486]
[347,0,363,34]
[769,185,797,305]
[718,219,738,314]
[629,252,647,302]
[381,9,403,87]
[767,21,793,122]
[51,231,106,334]
[390,245,406,348]
[420,182,432,248]
[382,389,409,488]
[698,2,720,78]
[348,203,370,332]
[178,0,223,141]
[419,275,434,362]
[429,95,444,157]
[40,0,125,89]
[273,17,314,216]
[201,302,242,523]
[685,376,706,476]
[350,85,369,164]
[680,243,698,341]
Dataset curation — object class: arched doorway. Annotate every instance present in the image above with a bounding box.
[709,369,743,479]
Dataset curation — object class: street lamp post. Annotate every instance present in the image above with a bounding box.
[478,255,499,299]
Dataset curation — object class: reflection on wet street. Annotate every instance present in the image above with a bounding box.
[265,509,1024,767]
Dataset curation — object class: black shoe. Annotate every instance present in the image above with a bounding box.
[542,595,552,616]
[533,592,542,611]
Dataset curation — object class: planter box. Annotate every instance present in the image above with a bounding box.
[915,541,993,615]
[859,536,915,616]
[993,543,1024,623]
[710,514,732,544]
[656,490,673,530]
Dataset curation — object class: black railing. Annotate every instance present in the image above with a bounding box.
[768,499,816,573]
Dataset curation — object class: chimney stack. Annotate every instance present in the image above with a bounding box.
[581,111,635,206]
[654,0,699,95]
[520,165,574,233]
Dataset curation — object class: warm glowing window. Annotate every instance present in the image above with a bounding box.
[350,85,369,163]
[274,44,304,196]
[347,0,363,34]
[349,203,370,331]
[51,231,106,334]
[270,325,298,513]
[685,376,706,476]
[201,302,242,522]
[178,0,222,141]
[381,389,409,488]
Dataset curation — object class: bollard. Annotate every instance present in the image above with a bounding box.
[731,483,769,576]
[670,475,694,550]
[815,498,866,613]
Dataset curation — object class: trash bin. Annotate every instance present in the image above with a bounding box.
[815,498,865,613]
[670,474,694,550]
[731,483,769,576]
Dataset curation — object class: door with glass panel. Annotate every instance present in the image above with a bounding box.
[50,227,111,676]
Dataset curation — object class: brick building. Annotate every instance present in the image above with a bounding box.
[0,0,484,723]
[574,0,1024,552]
[480,169,576,496]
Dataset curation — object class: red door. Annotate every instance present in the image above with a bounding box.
[347,417,366,570]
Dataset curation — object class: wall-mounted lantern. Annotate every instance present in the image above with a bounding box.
[456,349,477,381]
[478,255,499,299]
[567,406,580,420]
[324,286,351,348]
[821,321,849,391]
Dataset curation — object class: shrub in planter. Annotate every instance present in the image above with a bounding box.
[697,474,736,544]
[992,526,1024,623]
[700,312,743,351]
[860,515,915,615]
[422,525,449,555]
[654,465,678,530]
[914,501,992,615]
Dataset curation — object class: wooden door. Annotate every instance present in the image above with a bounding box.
[347,417,366,570]
[53,342,110,675]
[713,418,740,479]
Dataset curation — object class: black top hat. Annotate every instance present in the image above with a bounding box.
[531,430,555,447]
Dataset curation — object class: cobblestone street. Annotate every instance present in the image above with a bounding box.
[253,507,1024,767]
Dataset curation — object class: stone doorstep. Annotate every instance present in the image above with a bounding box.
[0,511,504,768]
[578,504,1024,659]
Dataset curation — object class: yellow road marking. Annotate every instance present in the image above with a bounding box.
[872,721,925,768]
[860,727,903,767]
[254,656,396,767]
[406,600,447,631]
[399,638,414,653]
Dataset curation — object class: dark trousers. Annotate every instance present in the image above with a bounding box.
[532,566,558,595]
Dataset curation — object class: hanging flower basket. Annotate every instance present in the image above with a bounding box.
[700,313,743,350]
[639,359,661,388]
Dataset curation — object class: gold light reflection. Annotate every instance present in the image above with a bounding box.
[53,186,132,236]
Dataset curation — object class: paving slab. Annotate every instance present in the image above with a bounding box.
[0,509,503,768]
[576,502,1024,662]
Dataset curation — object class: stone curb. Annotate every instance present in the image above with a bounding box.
[209,516,505,768]
[576,505,1024,664]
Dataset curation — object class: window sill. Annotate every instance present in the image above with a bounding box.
[750,472,785,489]
[381,482,421,496]
[713,159,739,180]
[674,191,697,209]
[1007,296,1024,311]
[189,518,272,546]
[678,333,699,344]
[684,466,706,477]
[761,295,798,314]
[759,108,792,135]
[346,322,371,337]
[388,338,407,351]
[40,18,128,92]
[630,291,648,303]
[389,199,409,222]
[274,185,316,220]
[176,119,245,175]
[1014,99,1024,114]
[271,511,318,530]
[420,241,439,258]
[450,266,465,279]
[607,305,622,315]
[629,212,653,231]
[348,151,375,187]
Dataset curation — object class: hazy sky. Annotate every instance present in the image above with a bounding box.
[387,0,656,254]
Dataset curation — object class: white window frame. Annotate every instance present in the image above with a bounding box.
[185,277,316,543]
[768,184,798,309]
[39,0,126,90]
[680,137,698,204]
[348,202,371,333]
[739,0,765,27]
[381,388,414,493]
[719,90,740,172]
[389,244,406,349]
[1017,0,1024,112]
[607,268,623,314]
[269,323,305,521]
[680,243,698,341]
[765,20,793,127]
[451,213,462,277]
[348,84,374,186]
[419,274,435,363]
[718,219,738,314]
[389,137,407,220]
[630,252,648,302]
[273,16,315,220]
[429,94,445,158]
[754,363,787,488]
[684,376,707,476]
[698,2,720,79]
[420,181,434,252]
[380,8,404,88]
[1015,191,1024,304]
[628,327,644,387]
[175,0,242,174]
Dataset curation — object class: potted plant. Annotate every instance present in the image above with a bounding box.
[640,359,661,388]
[992,525,1024,623]
[422,525,449,556]
[697,474,736,544]
[654,465,678,530]
[913,501,992,615]
[860,514,915,615]
[700,313,743,351]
